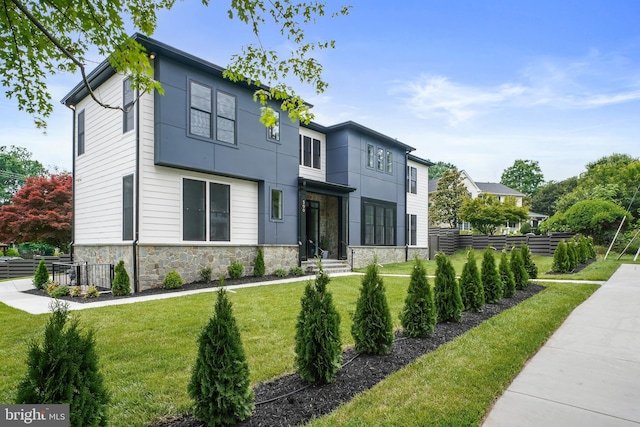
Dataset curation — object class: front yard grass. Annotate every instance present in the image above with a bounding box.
[0,274,599,426]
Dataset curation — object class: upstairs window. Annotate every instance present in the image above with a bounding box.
[190,81,212,138]
[376,147,384,171]
[267,111,280,141]
[300,135,321,169]
[77,110,85,156]
[386,151,393,174]
[407,166,417,194]
[216,91,236,144]
[123,78,135,133]
[123,175,134,240]
[366,144,374,168]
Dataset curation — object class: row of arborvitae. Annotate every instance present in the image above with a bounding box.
[552,235,597,273]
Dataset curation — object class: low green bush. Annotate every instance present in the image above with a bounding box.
[289,266,305,276]
[228,262,244,279]
[5,247,20,257]
[46,282,60,295]
[33,258,49,290]
[163,270,184,289]
[70,286,82,297]
[274,268,288,278]
[199,267,212,283]
[50,285,70,299]
[85,286,100,299]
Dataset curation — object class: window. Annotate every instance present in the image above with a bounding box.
[77,110,85,156]
[183,178,231,241]
[190,81,212,138]
[406,214,417,246]
[271,189,283,220]
[302,135,311,166]
[123,78,134,133]
[376,147,384,171]
[407,166,417,194]
[312,138,321,169]
[299,135,321,169]
[267,111,280,141]
[123,175,134,240]
[362,198,396,246]
[216,91,236,143]
[366,144,374,168]
[386,151,393,174]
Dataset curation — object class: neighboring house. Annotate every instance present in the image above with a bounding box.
[61,34,433,291]
[428,170,539,233]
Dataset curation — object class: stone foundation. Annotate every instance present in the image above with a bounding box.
[347,246,408,269]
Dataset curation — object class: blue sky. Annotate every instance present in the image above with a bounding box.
[1,0,639,183]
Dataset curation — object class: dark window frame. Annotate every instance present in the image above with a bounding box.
[366,144,374,168]
[216,90,237,144]
[182,178,232,242]
[361,198,396,246]
[407,166,417,194]
[406,214,417,246]
[123,78,135,133]
[267,111,280,141]
[386,150,393,174]
[189,80,213,139]
[312,138,321,169]
[77,110,85,156]
[271,188,283,221]
[376,147,384,171]
[123,174,134,241]
[209,182,230,241]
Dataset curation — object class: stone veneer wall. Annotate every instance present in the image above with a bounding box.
[73,243,134,280]
[348,246,409,269]
[407,247,430,260]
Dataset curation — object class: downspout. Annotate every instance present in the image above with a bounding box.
[70,108,76,260]
[133,90,141,293]
[405,151,409,262]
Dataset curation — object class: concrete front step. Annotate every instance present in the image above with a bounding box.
[302,259,351,274]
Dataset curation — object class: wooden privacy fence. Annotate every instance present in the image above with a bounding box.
[429,229,575,256]
[0,255,72,280]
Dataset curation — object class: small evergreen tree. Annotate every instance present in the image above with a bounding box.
[511,248,529,290]
[500,251,516,298]
[400,255,436,337]
[33,258,49,290]
[294,268,342,383]
[482,249,503,303]
[459,249,484,312]
[586,236,597,259]
[567,241,578,270]
[16,301,109,427]
[576,236,588,264]
[253,248,265,277]
[188,289,254,426]
[434,253,463,322]
[520,243,538,279]
[552,240,570,273]
[351,258,394,355]
[111,260,131,296]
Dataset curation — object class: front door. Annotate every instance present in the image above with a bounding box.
[306,200,320,258]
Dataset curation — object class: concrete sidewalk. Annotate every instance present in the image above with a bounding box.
[482,264,640,427]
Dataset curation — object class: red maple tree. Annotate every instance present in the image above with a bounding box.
[0,174,72,250]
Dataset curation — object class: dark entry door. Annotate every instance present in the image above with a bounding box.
[306,200,320,258]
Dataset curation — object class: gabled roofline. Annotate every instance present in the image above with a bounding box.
[304,120,415,152]
[408,154,435,167]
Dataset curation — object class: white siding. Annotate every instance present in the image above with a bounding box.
[298,127,326,181]
[406,160,429,247]
[74,74,138,244]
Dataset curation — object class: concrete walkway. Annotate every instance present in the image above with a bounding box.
[482,264,640,427]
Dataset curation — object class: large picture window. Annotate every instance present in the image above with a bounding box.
[362,198,396,246]
[77,110,85,156]
[183,178,231,241]
[123,78,134,133]
[123,175,134,240]
[190,81,212,138]
[216,91,236,143]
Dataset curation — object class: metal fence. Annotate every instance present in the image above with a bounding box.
[52,262,114,292]
[0,255,72,280]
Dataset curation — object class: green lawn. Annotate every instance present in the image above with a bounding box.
[0,266,603,426]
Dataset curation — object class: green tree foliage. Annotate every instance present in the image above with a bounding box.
[1,0,349,128]
[253,248,265,277]
[520,243,538,279]
[552,241,570,273]
[188,289,254,425]
[33,258,49,290]
[429,168,471,228]
[351,259,394,355]
[0,146,48,205]
[16,301,109,427]
[530,177,579,217]
[400,256,437,337]
[111,260,131,296]
[433,253,463,322]
[427,161,457,180]
[499,251,516,298]
[295,268,342,383]
[459,250,484,312]
[510,248,529,290]
[459,195,529,235]
[481,249,503,303]
[500,159,545,197]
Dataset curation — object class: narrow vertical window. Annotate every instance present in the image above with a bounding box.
[122,175,134,240]
[312,138,321,169]
[408,214,417,245]
[386,151,393,174]
[190,81,212,138]
[210,182,230,241]
[299,135,303,165]
[367,144,374,168]
[267,111,280,141]
[271,189,283,220]
[303,136,312,167]
[376,147,384,171]
[216,91,236,144]
[408,166,417,194]
[77,110,85,156]
[123,78,134,133]
[183,179,206,241]
[364,204,375,245]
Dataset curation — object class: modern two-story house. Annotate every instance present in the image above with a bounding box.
[62,34,432,291]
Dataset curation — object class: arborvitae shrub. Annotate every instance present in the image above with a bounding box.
[434,253,463,322]
[188,289,254,425]
[459,250,484,312]
[400,255,436,337]
[295,269,342,383]
[351,259,394,355]
[586,236,597,259]
[33,258,49,290]
[567,242,578,271]
[111,260,131,296]
[481,249,503,303]
[199,266,212,283]
[576,236,588,264]
[163,270,183,289]
[552,241,570,273]
[500,251,516,298]
[16,301,109,427]
[254,248,265,277]
[520,243,538,279]
[228,261,244,279]
[511,248,529,290]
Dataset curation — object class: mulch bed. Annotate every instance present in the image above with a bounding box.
[154,284,544,427]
